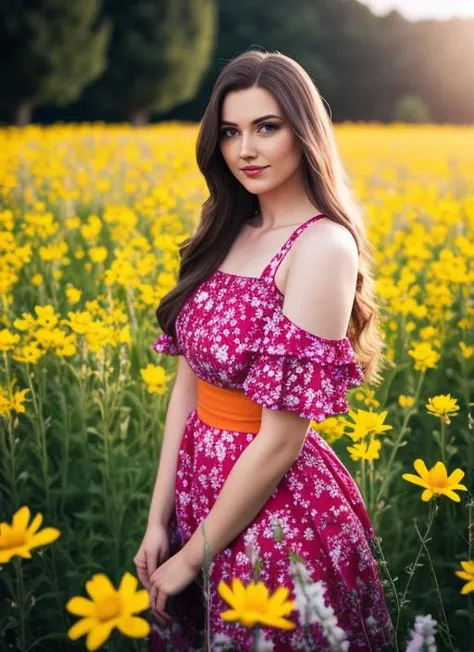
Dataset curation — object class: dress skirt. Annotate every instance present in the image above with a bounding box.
[149,410,394,651]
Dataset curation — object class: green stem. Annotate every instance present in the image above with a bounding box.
[439,418,446,465]
[25,363,52,515]
[369,456,375,519]
[394,501,437,645]
[13,557,28,651]
[250,624,261,651]
[2,414,19,509]
[413,518,455,651]
[369,534,400,652]
[57,361,71,518]
[376,371,425,504]
[360,457,367,506]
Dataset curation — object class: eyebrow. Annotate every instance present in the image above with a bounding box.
[220,114,283,126]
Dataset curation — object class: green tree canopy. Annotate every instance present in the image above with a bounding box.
[93,0,217,124]
[0,0,110,125]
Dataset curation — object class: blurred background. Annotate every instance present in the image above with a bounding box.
[1,0,473,127]
[1,4,473,652]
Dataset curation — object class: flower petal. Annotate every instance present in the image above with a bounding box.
[127,589,149,614]
[413,459,429,478]
[217,580,238,609]
[402,473,428,488]
[258,613,297,630]
[441,489,461,502]
[66,597,95,616]
[267,586,290,610]
[29,527,61,549]
[27,512,43,536]
[86,574,116,601]
[86,621,116,651]
[67,617,95,641]
[431,461,448,484]
[448,468,465,485]
[460,580,474,595]
[232,578,246,604]
[13,506,31,531]
[118,572,138,598]
[116,615,150,638]
[452,484,468,492]
[220,609,240,622]
[421,489,433,502]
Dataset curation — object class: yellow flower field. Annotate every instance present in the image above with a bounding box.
[0,122,473,651]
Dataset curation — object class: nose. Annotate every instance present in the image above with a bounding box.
[239,131,257,159]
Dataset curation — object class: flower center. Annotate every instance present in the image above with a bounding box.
[429,473,447,489]
[95,593,123,622]
[245,597,265,614]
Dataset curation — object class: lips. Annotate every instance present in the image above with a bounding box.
[241,166,268,171]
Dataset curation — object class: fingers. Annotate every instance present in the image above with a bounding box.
[146,548,158,579]
[154,590,173,626]
[135,562,150,592]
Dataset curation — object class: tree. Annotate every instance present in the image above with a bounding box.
[393,94,431,123]
[93,0,217,125]
[0,0,110,126]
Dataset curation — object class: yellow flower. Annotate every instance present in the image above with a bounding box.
[402,459,468,502]
[311,416,346,445]
[140,363,170,395]
[399,395,415,408]
[66,287,82,304]
[66,572,150,651]
[0,329,21,352]
[426,394,460,424]
[347,438,382,461]
[89,246,108,264]
[459,342,473,359]
[35,304,59,329]
[0,506,61,563]
[454,560,474,594]
[218,578,296,630]
[407,342,440,372]
[344,409,392,442]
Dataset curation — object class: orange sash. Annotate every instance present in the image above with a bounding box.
[197,377,262,434]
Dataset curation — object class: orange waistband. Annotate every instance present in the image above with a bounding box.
[197,378,262,434]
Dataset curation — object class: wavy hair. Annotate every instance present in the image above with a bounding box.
[156,48,388,385]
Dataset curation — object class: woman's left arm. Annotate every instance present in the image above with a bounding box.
[182,222,359,568]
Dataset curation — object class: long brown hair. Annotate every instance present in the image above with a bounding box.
[156,48,388,385]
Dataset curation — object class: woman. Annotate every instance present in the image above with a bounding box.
[134,48,394,651]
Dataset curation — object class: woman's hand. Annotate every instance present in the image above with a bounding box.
[133,522,174,627]
[149,549,201,614]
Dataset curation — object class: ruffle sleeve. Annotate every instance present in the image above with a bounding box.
[152,332,181,357]
[242,310,364,423]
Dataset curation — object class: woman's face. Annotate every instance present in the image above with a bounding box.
[219,86,303,194]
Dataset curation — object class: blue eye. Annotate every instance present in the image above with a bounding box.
[220,123,280,138]
[260,123,279,133]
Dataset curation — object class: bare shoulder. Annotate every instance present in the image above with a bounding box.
[282,216,359,339]
[292,217,359,268]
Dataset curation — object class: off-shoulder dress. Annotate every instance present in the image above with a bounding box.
[150,213,394,651]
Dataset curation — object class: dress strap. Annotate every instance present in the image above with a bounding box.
[260,213,325,282]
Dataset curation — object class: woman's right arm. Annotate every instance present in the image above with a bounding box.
[147,355,197,528]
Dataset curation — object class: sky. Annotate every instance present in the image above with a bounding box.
[359,0,474,21]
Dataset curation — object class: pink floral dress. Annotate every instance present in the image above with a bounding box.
[150,214,394,651]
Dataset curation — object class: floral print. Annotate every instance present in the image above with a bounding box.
[150,214,394,651]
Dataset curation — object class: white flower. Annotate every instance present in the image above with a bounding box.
[211,631,236,650]
[290,559,349,652]
[405,614,438,652]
